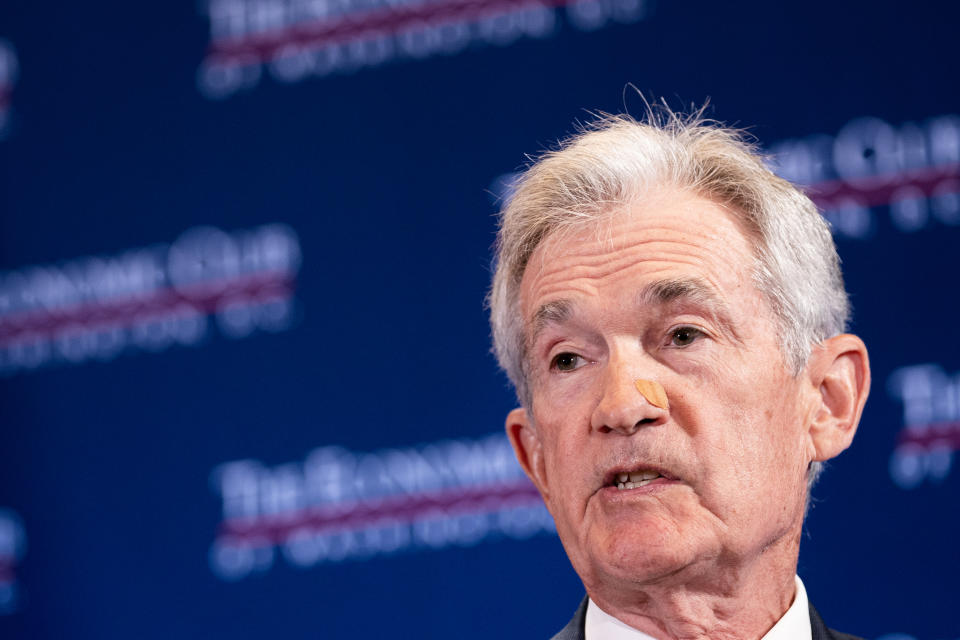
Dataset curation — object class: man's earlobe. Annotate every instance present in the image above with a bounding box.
[807,334,871,462]
[505,408,549,501]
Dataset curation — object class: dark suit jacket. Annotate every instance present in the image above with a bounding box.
[549,597,863,640]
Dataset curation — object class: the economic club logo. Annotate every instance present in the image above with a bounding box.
[208,433,553,580]
[197,0,653,98]
[0,223,301,375]
[887,363,960,490]
[770,114,960,240]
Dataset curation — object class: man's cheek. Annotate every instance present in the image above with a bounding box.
[538,447,574,509]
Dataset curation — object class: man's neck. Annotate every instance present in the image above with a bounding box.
[583,537,799,640]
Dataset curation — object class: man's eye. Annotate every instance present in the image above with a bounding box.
[670,326,704,347]
[551,352,583,371]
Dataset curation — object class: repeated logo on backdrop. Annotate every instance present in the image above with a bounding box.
[0,39,17,140]
[0,509,25,615]
[197,0,653,98]
[0,224,302,376]
[208,433,552,580]
[887,364,959,490]
[770,114,960,240]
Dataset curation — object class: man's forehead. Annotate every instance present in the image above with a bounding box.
[517,191,763,337]
[521,191,758,281]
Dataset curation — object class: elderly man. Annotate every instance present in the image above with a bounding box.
[488,110,870,640]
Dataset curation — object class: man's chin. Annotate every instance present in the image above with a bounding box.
[580,523,704,591]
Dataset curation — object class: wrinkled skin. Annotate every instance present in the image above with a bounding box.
[506,189,869,640]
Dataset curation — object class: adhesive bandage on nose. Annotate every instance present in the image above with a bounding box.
[634,379,669,410]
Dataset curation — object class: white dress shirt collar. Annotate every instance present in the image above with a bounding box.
[585,575,812,640]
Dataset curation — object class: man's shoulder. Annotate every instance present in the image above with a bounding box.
[549,597,587,640]
[548,597,865,640]
[808,602,864,640]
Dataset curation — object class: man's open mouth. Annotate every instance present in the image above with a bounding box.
[610,469,665,490]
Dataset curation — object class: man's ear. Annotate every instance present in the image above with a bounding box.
[806,334,871,462]
[506,407,550,502]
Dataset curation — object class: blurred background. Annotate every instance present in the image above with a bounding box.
[0,0,957,638]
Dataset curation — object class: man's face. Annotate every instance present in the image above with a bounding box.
[509,189,820,594]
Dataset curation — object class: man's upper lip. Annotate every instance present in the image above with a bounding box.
[602,465,678,487]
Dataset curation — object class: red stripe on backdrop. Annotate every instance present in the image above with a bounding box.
[805,163,960,210]
[219,477,543,543]
[0,271,295,346]
[896,420,960,449]
[207,0,573,59]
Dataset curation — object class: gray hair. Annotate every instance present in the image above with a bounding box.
[487,107,850,488]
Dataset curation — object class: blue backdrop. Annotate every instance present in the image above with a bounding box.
[0,1,957,638]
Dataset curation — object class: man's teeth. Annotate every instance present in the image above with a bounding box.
[615,470,662,490]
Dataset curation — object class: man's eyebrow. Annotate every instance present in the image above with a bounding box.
[639,278,725,309]
[530,299,573,347]
[527,278,741,348]
[639,278,741,339]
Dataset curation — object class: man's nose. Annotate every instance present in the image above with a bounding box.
[590,359,668,435]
